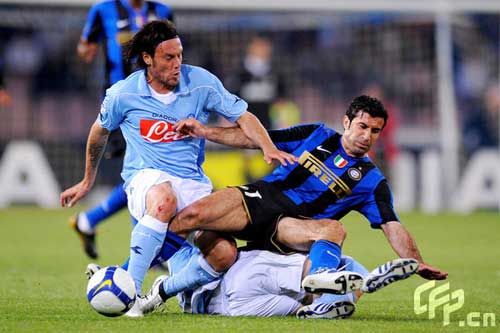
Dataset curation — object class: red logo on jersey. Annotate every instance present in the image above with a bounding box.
[140,119,188,143]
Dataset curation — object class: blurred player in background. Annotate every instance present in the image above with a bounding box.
[60,20,295,308]
[71,0,174,259]
[233,36,290,182]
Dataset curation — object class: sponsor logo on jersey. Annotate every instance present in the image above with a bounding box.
[333,155,348,168]
[140,119,189,143]
[316,145,332,154]
[299,151,352,199]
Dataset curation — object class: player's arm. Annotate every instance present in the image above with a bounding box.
[175,119,256,148]
[362,180,448,280]
[175,113,297,166]
[236,112,298,165]
[236,112,297,166]
[60,120,110,207]
[77,4,103,63]
[77,38,99,64]
[381,222,448,280]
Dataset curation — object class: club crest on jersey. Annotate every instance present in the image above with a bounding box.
[347,168,362,181]
[333,155,348,168]
[140,119,189,143]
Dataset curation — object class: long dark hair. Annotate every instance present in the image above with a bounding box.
[127,19,178,69]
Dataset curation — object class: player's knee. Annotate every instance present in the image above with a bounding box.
[317,219,346,244]
[145,183,177,222]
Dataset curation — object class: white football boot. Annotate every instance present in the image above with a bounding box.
[361,258,419,293]
[302,270,364,294]
[85,263,101,280]
[124,275,168,318]
[296,300,356,319]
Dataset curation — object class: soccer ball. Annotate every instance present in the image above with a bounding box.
[86,266,136,317]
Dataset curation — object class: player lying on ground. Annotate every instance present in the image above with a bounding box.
[117,95,447,317]
[139,240,420,319]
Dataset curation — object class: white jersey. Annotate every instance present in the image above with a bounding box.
[181,250,307,317]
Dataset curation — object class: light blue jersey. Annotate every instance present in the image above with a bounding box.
[98,64,248,187]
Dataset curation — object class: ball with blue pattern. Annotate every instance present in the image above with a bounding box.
[86,266,136,317]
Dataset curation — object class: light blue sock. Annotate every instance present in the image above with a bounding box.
[127,215,168,295]
[121,230,186,270]
[339,255,370,278]
[308,240,342,274]
[316,291,357,304]
[162,253,221,298]
[315,256,370,304]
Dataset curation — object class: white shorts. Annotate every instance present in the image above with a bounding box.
[124,169,213,221]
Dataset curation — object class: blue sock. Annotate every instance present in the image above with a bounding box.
[308,240,342,274]
[85,184,128,229]
[315,256,370,304]
[127,215,168,295]
[152,230,186,266]
[162,252,221,298]
[121,230,186,270]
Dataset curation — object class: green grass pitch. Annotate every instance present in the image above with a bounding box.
[0,207,498,332]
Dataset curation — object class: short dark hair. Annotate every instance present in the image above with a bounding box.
[127,19,178,69]
[346,95,388,128]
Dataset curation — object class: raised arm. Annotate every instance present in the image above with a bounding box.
[60,120,110,207]
[381,221,448,280]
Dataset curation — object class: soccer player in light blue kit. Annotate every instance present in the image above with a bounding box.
[61,19,296,307]
[72,0,174,259]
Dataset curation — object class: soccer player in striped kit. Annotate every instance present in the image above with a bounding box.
[133,95,447,317]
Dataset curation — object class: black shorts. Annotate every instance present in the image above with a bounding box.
[232,181,304,254]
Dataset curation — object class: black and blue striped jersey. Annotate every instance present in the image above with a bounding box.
[264,123,399,229]
[82,0,173,89]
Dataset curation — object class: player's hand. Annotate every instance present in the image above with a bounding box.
[60,180,93,208]
[174,118,207,138]
[262,147,298,166]
[77,40,98,64]
[417,263,448,280]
